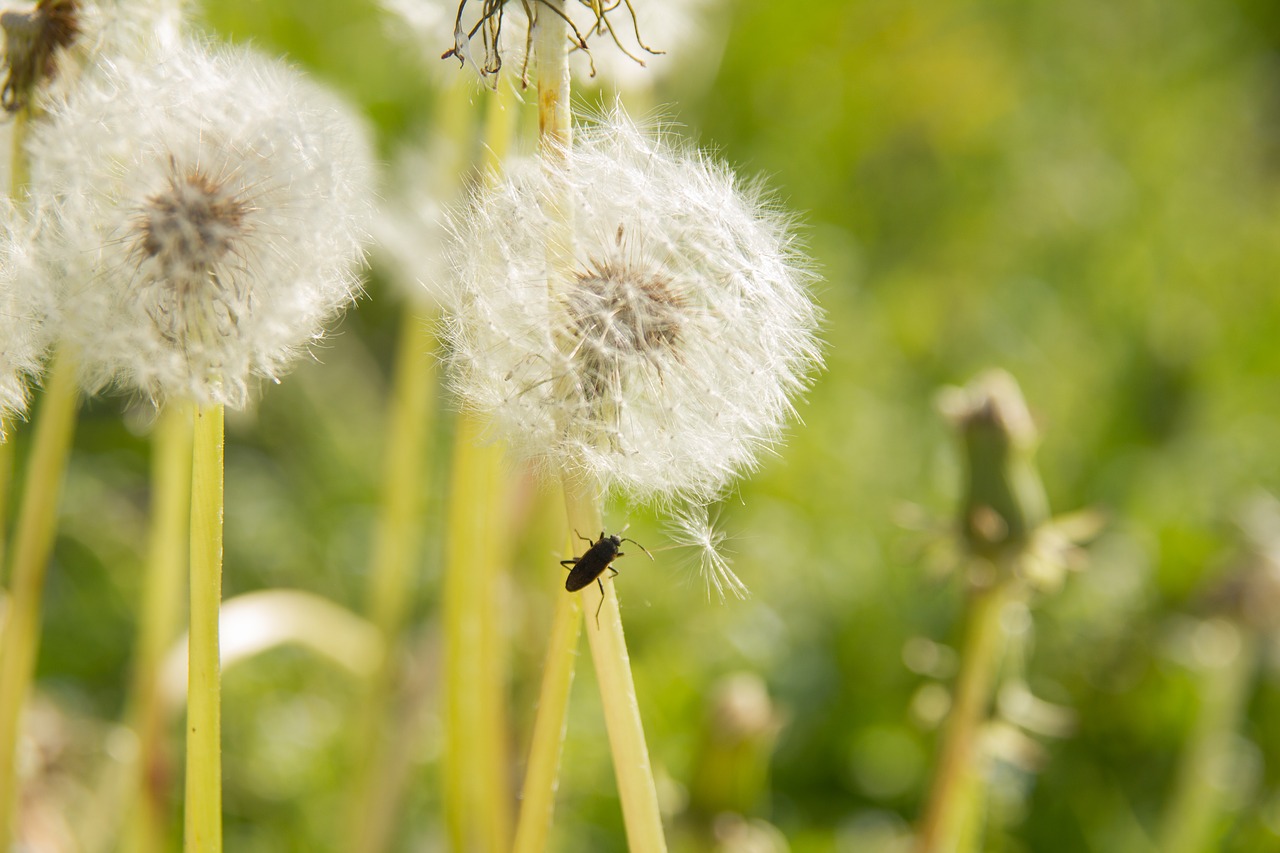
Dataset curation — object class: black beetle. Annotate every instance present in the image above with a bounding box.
[561,530,653,624]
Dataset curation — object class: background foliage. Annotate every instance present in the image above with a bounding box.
[20,0,1280,850]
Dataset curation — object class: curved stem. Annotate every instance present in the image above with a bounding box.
[0,345,80,848]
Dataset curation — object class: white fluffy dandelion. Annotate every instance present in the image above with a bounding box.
[0,207,48,428]
[664,502,745,600]
[445,108,821,502]
[28,39,373,407]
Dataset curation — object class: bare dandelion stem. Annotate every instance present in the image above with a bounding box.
[185,403,224,853]
[512,480,585,853]
[0,345,80,848]
[441,413,511,852]
[124,403,193,853]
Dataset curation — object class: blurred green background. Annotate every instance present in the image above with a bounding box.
[20,0,1280,850]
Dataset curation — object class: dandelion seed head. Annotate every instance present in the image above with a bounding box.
[0,207,49,430]
[29,39,374,407]
[664,502,747,600]
[0,0,187,114]
[445,107,822,502]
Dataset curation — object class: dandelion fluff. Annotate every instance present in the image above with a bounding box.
[28,39,373,407]
[0,208,49,427]
[665,502,746,600]
[446,108,821,502]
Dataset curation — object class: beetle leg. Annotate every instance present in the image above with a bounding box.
[595,578,607,628]
[559,558,579,568]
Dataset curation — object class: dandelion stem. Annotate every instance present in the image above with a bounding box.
[0,344,80,847]
[184,403,224,853]
[122,403,193,853]
[914,576,1013,853]
[441,413,511,852]
[512,483,586,853]
[581,543,668,850]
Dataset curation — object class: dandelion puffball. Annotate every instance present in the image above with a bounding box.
[28,39,373,407]
[0,209,48,428]
[445,110,821,502]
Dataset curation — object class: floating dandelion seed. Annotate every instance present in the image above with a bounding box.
[445,108,821,502]
[28,39,374,407]
[664,503,745,600]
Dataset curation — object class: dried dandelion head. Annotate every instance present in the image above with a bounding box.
[445,108,821,502]
[28,39,373,407]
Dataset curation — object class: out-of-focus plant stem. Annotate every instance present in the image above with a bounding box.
[916,370,1052,853]
[1157,622,1256,853]
[441,413,511,852]
[185,403,223,853]
[512,481,586,853]
[122,403,193,853]
[0,345,80,848]
[914,577,1013,853]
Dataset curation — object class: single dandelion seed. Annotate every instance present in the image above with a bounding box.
[664,502,745,600]
[28,39,374,407]
[445,107,822,503]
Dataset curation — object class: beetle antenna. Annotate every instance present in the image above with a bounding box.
[620,537,654,560]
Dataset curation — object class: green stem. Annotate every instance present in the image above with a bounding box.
[184,404,224,853]
[1157,621,1258,853]
[0,345,80,847]
[511,483,587,853]
[914,577,1013,853]
[578,498,668,851]
[344,311,436,853]
[122,403,193,853]
[441,413,510,852]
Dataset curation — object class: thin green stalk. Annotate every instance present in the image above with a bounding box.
[1157,622,1258,853]
[0,345,80,847]
[441,413,510,852]
[913,577,1013,853]
[184,403,224,853]
[512,484,587,853]
[577,511,668,850]
[344,311,437,853]
[122,403,193,853]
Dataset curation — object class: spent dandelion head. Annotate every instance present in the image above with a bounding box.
[445,107,822,502]
[28,39,374,407]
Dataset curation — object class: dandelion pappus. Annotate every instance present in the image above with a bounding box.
[561,529,653,626]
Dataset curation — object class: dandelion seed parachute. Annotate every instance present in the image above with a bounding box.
[445,108,821,503]
[28,38,374,407]
[664,502,746,601]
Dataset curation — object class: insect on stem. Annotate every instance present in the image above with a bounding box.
[560,529,653,627]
